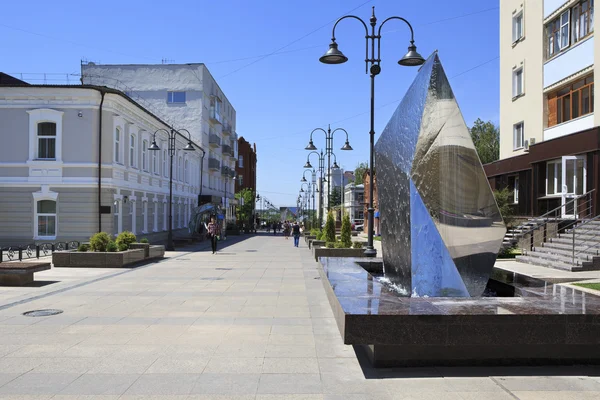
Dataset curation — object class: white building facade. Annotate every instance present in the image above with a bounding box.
[0,85,203,246]
[81,63,238,222]
[343,183,364,224]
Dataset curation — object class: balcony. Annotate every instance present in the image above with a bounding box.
[222,122,232,135]
[209,107,222,124]
[209,133,221,148]
[208,158,220,171]
[221,166,232,177]
[222,144,232,157]
[544,37,594,88]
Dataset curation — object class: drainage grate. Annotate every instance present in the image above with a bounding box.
[200,277,224,281]
[215,268,232,270]
[23,309,63,317]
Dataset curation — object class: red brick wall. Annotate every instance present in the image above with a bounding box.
[235,137,257,194]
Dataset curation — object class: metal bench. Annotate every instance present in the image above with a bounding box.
[0,262,51,286]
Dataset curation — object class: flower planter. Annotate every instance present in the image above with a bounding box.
[52,245,165,268]
[304,235,317,244]
[313,247,366,262]
[309,240,326,250]
[129,243,150,258]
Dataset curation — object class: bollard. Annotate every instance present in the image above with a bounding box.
[18,248,23,261]
[36,245,40,259]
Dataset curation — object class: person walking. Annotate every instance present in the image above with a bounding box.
[272,222,277,236]
[292,221,301,247]
[205,216,219,254]
[283,221,290,240]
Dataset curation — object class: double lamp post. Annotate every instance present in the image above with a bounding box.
[319,6,425,257]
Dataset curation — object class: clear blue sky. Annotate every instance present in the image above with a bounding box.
[1,0,499,208]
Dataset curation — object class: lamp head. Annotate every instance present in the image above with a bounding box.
[319,41,348,64]
[301,177,307,182]
[183,141,195,151]
[305,140,317,151]
[148,140,160,151]
[304,161,313,169]
[300,188,304,193]
[341,141,353,151]
[332,161,340,169]
[398,42,425,66]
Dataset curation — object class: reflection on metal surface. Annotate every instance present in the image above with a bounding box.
[375,53,505,297]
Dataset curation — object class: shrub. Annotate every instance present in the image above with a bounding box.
[493,187,515,228]
[140,238,149,244]
[310,228,320,237]
[352,241,364,249]
[78,244,89,252]
[107,241,118,252]
[325,211,336,243]
[334,242,347,249]
[326,242,336,249]
[116,231,137,251]
[316,231,323,241]
[340,212,352,248]
[89,232,111,252]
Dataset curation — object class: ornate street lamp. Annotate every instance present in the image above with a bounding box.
[319,6,425,257]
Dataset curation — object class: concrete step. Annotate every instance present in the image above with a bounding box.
[549,236,600,248]
[522,249,587,267]
[539,241,600,257]
[530,246,595,265]
[515,255,583,272]
[556,232,600,242]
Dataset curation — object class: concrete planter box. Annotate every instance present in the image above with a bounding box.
[310,240,326,250]
[129,243,150,258]
[304,235,316,244]
[313,247,366,262]
[53,245,165,268]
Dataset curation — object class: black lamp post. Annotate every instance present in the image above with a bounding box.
[319,6,425,257]
[302,169,317,228]
[305,126,352,218]
[305,150,343,226]
[148,128,196,251]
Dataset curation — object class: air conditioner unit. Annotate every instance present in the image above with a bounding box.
[523,140,529,151]
[529,137,536,145]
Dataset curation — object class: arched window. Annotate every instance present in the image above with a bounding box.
[36,200,57,238]
[37,122,56,160]
[152,148,157,175]
[115,128,122,163]
[184,159,189,183]
[163,149,168,177]
[178,156,183,181]
[130,134,137,168]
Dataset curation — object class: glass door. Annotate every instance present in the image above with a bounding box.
[561,156,586,218]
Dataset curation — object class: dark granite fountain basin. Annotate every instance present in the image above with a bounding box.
[318,257,600,367]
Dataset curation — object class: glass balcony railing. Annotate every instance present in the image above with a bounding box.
[208,158,220,170]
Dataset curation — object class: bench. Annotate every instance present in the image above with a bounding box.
[0,262,51,286]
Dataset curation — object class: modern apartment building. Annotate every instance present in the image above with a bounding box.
[343,183,364,224]
[0,83,203,246]
[81,63,238,221]
[486,0,600,218]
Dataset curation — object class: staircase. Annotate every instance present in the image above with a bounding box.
[516,220,600,271]
[502,218,547,249]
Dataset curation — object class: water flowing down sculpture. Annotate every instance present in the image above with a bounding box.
[375,52,505,297]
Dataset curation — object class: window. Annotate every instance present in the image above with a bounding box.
[178,156,183,181]
[547,160,564,195]
[514,177,519,204]
[513,68,524,98]
[163,149,168,177]
[573,0,595,43]
[142,139,148,171]
[152,149,158,175]
[115,128,121,163]
[238,174,243,186]
[167,91,186,104]
[37,122,56,159]
[184,159,189,183]
[37,200,56,237]
[513,122,524,150]
[547,11,571,57]
[548,75,594,127]
[238,155,244,168]
[513,12,524,42]
[130,134,137,168]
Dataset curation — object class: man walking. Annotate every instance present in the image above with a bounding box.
[292,221,301,247]
[206,216,219,254]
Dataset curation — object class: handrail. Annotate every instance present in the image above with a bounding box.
[572,213,600,264]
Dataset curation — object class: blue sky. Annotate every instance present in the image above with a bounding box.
[1,0,499,208]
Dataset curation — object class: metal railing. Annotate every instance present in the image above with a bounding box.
[518,189,595,252]
[0,241,80,262]
[209,133,221,147]
[571,213,600,265]
[208,158,221,170]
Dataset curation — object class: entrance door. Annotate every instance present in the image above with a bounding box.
[561,156,586,218]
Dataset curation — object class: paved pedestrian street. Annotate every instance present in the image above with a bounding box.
[1,234,600,399]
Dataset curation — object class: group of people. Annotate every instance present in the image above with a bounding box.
[282,221,302,247]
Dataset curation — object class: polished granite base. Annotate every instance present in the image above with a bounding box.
[318,257,600,367]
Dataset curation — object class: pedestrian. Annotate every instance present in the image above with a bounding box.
[283,221,290,240]
[292,221,301,247]
[205,216,219,254]
[272,222,277,235]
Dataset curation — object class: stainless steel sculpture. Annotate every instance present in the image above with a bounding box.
[375,53,505,297]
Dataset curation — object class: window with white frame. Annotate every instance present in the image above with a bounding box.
[546,159,563,195]
[514,177,519,204]
[184,159,189,183]
[163,148,168,177]
[167,91,186,104]
[513,11,524,42]
[36,200,57,238]
[513,67,524,98]
[36,122,56,160]
[178,156,183,181]
[115,128,122,163]
[238,155,244,168]
[513,122,524,150]
[152,149,158,175]
[142,139,148,171]
[130,134,137,168]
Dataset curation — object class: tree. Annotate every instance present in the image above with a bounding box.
[354,161,369,184]
[493,187,515,228]
[470,118,499,164]
[330,186,342,207]
[340,212,352,248]
[325,211,336,243]
[235,188,255,226]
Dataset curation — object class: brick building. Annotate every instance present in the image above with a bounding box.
[235,136,257,194]
[362,170,380,235]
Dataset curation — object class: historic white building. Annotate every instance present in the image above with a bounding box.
[0,83,204,246]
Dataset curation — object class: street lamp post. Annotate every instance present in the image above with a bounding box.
[319,6,425,257]
[148,128,196,251]
[304,150,343,226]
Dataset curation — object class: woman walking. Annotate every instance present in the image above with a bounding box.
[292,221,301,247]
[206,216,219,254]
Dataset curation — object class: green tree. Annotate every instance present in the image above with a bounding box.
[354,161,369,184]
[493,187,515,227]
[330,186,342,207]
[340,212,352,248]
[235,188,255,226]
[470,118,500,164]
[325,211,336,243]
